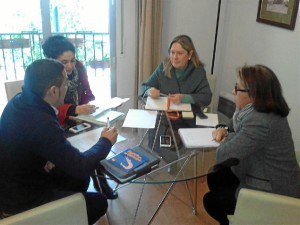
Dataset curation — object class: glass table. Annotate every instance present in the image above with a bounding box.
[67,110,217,225]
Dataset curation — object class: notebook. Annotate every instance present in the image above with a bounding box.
[76,110,124,126]
[178,128,220,148]
[145,96,192,111]
[101,145,161,183]
[107,148,149,172]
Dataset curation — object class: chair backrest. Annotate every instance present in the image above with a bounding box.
[0,193,88,225]
[217,91,235,123]
[205,74,216,113]
[228,188,300,225]
[4,80,24,101]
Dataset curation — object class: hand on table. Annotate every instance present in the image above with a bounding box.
[168,94,182,104]
[212,128,227,143]
[147,87,160,98]
[75,104,97,115]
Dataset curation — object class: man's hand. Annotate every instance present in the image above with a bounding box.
[75,104,97,115]
[101,127,118,145]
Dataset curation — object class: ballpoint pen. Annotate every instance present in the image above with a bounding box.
[107,117,110,128]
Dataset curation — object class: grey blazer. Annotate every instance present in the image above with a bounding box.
[217,110,300,198]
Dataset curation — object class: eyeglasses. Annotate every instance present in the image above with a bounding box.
[234,83,249,94]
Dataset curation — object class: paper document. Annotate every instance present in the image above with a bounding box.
[76,110,124,126]
[122,109,157,128]
[178,128,220,148]
[91,97,130,110]
[145,97,191,111]
[67,127,126,152]
[196,113,218,127]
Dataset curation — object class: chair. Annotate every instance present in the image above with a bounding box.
[204,74,216,113]
[4,80,24,101]
[0,193,88,225]
[228,188,300,225]
[217,91,236,124]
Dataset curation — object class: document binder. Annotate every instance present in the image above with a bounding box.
[101,146,161,184]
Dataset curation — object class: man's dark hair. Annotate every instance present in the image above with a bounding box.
[42,35,75,59]
[24,59,65,98]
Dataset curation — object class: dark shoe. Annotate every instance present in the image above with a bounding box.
[93,175,118,200]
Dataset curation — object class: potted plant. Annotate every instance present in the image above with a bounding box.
[89,54,110,69]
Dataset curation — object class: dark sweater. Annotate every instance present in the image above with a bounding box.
[0,89,111,213]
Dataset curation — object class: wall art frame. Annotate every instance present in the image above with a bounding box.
[257,0,299,30]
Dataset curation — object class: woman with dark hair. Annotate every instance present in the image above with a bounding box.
[42,35,96,125]
[203,64,300,225]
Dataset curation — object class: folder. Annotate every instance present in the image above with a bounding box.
[101,145,161,184]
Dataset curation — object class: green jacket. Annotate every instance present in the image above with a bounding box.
[141,61,212,109]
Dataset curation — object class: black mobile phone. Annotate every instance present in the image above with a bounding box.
[160,135,172,147]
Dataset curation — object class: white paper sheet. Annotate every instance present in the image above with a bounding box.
[196,113,218,127]
[122,109,157,128]
[178,128,220,148]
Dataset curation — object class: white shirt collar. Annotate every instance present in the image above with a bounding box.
[51,105,59,115]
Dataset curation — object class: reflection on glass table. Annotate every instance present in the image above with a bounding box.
[67,111,217,225]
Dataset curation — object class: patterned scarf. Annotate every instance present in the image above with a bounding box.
[64,67,80,105]
[233,103,254,131]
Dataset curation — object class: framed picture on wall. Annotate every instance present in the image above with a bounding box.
[257,0,299,30]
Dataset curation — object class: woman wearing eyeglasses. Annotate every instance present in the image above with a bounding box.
[203,64,300,225]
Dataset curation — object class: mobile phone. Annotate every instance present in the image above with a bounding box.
[160,135,172,147]
[69,123,91,134]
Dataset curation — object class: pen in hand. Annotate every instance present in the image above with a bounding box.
[106,117,110,128]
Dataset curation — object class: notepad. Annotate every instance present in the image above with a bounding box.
[76,110,124,126]
[145,96,192,111]
[178,128,220,148]
[182,111,194,119]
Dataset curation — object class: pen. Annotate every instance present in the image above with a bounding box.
[107,117,110,128]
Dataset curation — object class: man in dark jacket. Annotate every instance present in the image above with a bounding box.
[0,59,118,225]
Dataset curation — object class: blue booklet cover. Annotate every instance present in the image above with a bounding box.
[108,148,149,172]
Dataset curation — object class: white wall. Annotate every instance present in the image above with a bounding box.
[161,0,219,74]
[213,0,300,151]
[116,0,300,151]
[115,0,137,110]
